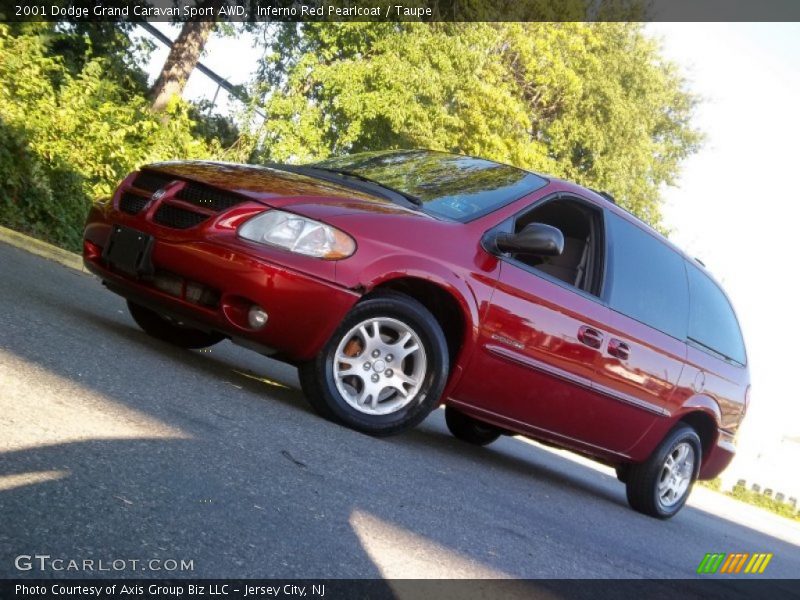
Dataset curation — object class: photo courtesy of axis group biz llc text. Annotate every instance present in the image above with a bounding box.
[1,1,799,599]
[16,583,326,597]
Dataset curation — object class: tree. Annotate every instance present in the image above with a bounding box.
[0,24,221,250]
[253,23,702,227]
[150,20,217,112]
[8,21,150,95]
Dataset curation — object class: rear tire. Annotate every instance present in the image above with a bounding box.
[127,300,224,349]
[445,406,501,446]
[625,424,701,519]
[301,291,449,436]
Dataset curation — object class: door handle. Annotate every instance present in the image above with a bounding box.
[577,325,604,349]
[608,338,631,360]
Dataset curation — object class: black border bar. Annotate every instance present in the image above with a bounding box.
[4,0,800,22]
[3,579,800,600]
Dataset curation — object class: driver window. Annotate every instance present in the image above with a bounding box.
[512,199,604,296]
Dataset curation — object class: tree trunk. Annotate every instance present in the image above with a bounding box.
[149,20,216,112]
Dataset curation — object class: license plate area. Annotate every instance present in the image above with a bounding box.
[103,225,154,276]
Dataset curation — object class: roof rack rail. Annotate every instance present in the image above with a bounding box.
[591,189,668,237]
[590,188,616,204]
[599,191,616,204]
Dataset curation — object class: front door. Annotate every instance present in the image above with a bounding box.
[450,196,659,454]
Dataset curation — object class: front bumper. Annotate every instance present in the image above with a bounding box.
[83,204,359,362]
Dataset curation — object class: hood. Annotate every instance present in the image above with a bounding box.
[145,160,426,220]
[145,160,376,201]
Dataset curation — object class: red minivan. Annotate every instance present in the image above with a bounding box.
[83,150,749,518]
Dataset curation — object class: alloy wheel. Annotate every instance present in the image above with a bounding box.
[657,442,695,507]
[332,317,427,416]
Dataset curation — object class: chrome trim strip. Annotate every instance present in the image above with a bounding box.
[484,343,670,417]
[486,343,596,389]
[594,385,671,417]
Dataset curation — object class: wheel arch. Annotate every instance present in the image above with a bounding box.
[675,394,722,468]
[366,275,472,371]
[628,394,721,466]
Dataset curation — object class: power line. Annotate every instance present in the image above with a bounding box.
[139,22,266,120]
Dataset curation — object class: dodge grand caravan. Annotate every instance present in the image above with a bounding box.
[83,149,749,518]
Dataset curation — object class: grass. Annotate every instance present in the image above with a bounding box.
[701,478,722,492]
[700,479,800,522]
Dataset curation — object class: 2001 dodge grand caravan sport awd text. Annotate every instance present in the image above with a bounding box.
[83,149,749,519]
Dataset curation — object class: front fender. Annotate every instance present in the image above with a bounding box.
[340,252,500,396]
[359,255,483,335]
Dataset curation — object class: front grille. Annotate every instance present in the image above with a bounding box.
[175,183,244,212]
[132,171,174,193]
[123,171,242,230]
[119,192,150,215]
[153,204,209,229]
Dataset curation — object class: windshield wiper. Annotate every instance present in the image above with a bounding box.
[312,167,424,207]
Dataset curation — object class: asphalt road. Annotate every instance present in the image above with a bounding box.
[1,241,799,589]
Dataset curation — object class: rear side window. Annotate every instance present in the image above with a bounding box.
[686,263,746,364]
[606,212,689,339]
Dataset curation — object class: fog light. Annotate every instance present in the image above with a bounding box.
[153,273,183,297]
[186,282,204,304]
[247,305,268,329]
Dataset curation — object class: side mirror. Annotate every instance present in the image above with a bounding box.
[484,222,564,257]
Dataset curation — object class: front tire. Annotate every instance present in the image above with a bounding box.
[301,292,449,436]
[445,406,501,446]
[127,300,224,349]
[625,425,701,519]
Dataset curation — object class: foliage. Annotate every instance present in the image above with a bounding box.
[253,23,702,226]
[1,20,703,250]
[699,477,722,491]
[0,118,85,249]
[189,99,241,149]
[8,21,151,95]
[728,484,800,522]
[699,479,800,522]
[0,24,221,250]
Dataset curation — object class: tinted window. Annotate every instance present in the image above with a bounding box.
[686,263,746,364]
[606,213,688,339]
[312,150,547,221]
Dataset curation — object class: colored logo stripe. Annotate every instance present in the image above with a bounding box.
[697,553,725,574]
[744,553,773,574]
[698,553,773,574]
[720,553,748,573]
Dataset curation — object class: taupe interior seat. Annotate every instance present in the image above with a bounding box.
[536,237,586,285]
[512,198,600,294]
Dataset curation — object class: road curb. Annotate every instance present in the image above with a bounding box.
[0,225,87,273]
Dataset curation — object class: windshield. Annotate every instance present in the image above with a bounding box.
[311,150,548,221]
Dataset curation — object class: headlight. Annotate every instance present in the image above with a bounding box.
[238,210,356,260]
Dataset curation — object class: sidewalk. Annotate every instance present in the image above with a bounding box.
[0,225,86,273]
